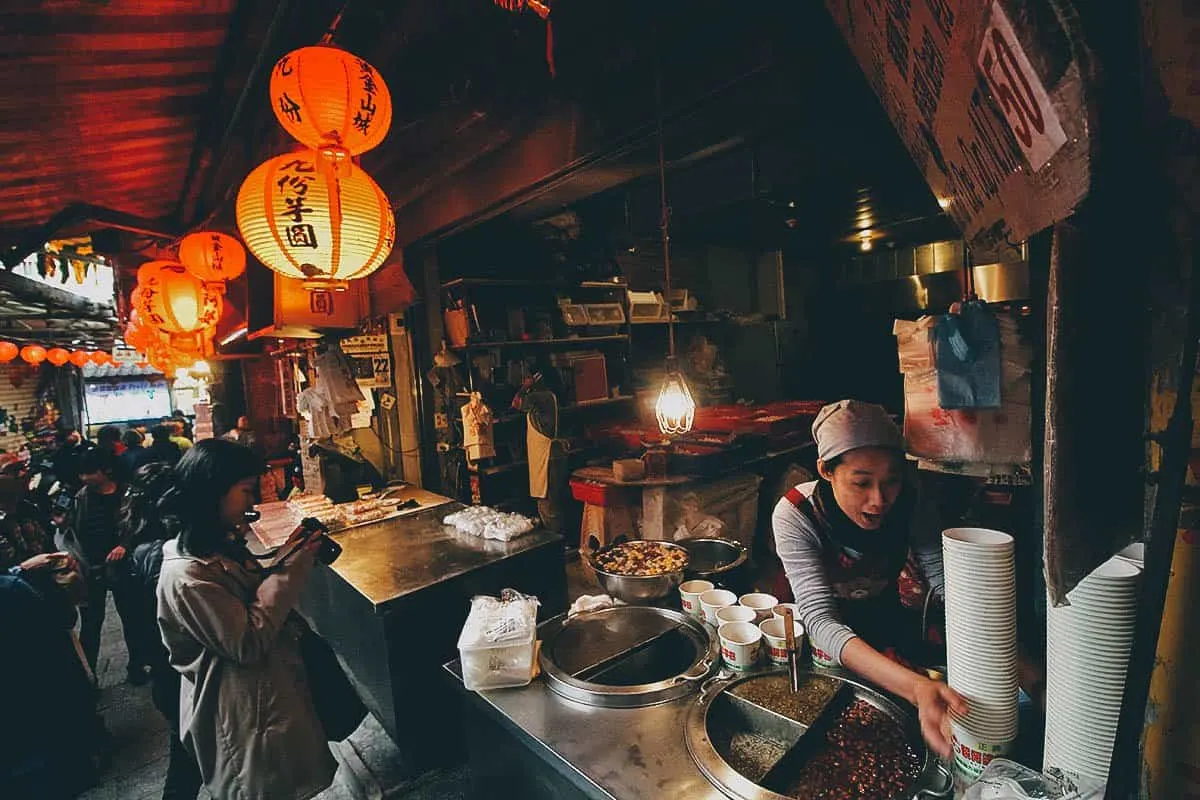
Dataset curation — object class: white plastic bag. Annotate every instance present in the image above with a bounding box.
[963,759,1105,800]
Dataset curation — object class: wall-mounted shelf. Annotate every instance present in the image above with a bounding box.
[449,334,628,351]
[441,277,628,290]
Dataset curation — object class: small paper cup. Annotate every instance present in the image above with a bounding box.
[716,605,758,626]
[738,592,779,622]
[700,589,737,625]
[772,603,801,622]
[679,580,714,618]
[759,617,804,665]
[718,621,762,671]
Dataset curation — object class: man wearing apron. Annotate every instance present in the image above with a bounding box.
[772,400,967,758]
[513,372,569,539]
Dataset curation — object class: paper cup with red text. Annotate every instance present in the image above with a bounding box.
[679,580,714,619]
[718,622,762,671]
[759,617,804,665]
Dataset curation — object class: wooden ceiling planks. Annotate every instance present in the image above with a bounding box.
[0,0,238,233]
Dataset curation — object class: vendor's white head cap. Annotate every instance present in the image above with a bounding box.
[811,399,905,463]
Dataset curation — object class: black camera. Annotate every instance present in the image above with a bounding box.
[298,517,342,565]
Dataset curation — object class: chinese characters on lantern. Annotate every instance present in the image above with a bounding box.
[276,159,320,251]
[352,59,378,135]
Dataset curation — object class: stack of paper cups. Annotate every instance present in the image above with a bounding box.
[1044,557,1142,783]
[942,528,1019,781]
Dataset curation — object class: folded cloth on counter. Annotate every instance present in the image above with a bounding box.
[568,594,617,616]
[444,505,536,541]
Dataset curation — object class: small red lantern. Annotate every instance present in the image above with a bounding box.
[69,351,92,368]
[179,231,246,284]
[20,345,47,364]
[46,348,71,367]
[0,341,17,363]
[88,351,109,366]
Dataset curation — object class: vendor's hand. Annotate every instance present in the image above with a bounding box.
[912,677,968,758]
[18,551,70,573]
[106,545,127,563]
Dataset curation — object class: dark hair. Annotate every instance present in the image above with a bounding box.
[97,425,122,448]
[166,439,264,557]
[119,462,176,547]
[121,429,145,448]
[76,446,114,477]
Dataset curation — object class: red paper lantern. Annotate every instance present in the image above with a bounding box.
[0,341,17,363]
[269,46,392,159]
[69,350,92,368]
[88,351,109,365]
[179,231,247,284]
[20,345,46,364]
[46,348,70,367]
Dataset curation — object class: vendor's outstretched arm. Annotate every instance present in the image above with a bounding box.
[841,637,967,758]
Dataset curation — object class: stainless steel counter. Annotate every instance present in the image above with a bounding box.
[296,499,569,771]
[449,663,726,800]
[324,500,563,612]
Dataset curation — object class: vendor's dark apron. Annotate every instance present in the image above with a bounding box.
[789,481,918,662]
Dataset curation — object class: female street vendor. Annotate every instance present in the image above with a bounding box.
[772,399,967,757]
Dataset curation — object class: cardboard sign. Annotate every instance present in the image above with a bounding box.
[825,0,1091,261]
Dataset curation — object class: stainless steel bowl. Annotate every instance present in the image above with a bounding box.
[586,541,690,604]
[680,537,748,581]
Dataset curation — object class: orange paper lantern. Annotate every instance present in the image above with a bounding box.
[88,351,109,365]
[269,46,392,158]
[236,152,394,286]
[136,260,175,287]
[20,344,46,364]
[179,231,247,283]
[135,263,223,334]
[69,350,91,368]
[0,341,17,363]
[46,347,70,367]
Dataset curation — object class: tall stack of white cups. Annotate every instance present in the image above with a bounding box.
[942,528,1019,781]
[1043,557,1142,783]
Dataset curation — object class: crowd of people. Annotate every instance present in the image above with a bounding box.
[1,415,340,800]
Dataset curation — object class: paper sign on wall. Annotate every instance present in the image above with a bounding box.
[340,334,392,389]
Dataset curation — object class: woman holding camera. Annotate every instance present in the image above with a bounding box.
[156,439,337,800]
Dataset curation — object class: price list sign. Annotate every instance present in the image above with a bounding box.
[825,0,1091,261]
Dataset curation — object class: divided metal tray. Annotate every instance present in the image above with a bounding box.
[685,669,953,800]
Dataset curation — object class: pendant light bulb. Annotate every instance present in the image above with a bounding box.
[655,358,695,437]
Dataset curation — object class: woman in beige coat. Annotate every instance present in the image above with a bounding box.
[156,439,337,800]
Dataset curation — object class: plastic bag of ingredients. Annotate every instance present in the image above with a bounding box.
[963,759,1104,800]
[458,589,541,691]
[444,505,536,541]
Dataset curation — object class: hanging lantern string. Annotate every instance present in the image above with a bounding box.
[655,64,674,359]
[320,3,349,44]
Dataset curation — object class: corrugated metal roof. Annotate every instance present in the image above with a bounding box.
[0,0,239,233]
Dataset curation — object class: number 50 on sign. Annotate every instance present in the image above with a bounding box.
[977,1,1068,172]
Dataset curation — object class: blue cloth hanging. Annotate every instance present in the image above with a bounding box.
[934,301,1001,409]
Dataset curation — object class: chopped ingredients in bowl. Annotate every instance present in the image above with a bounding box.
[593,540,688,576]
